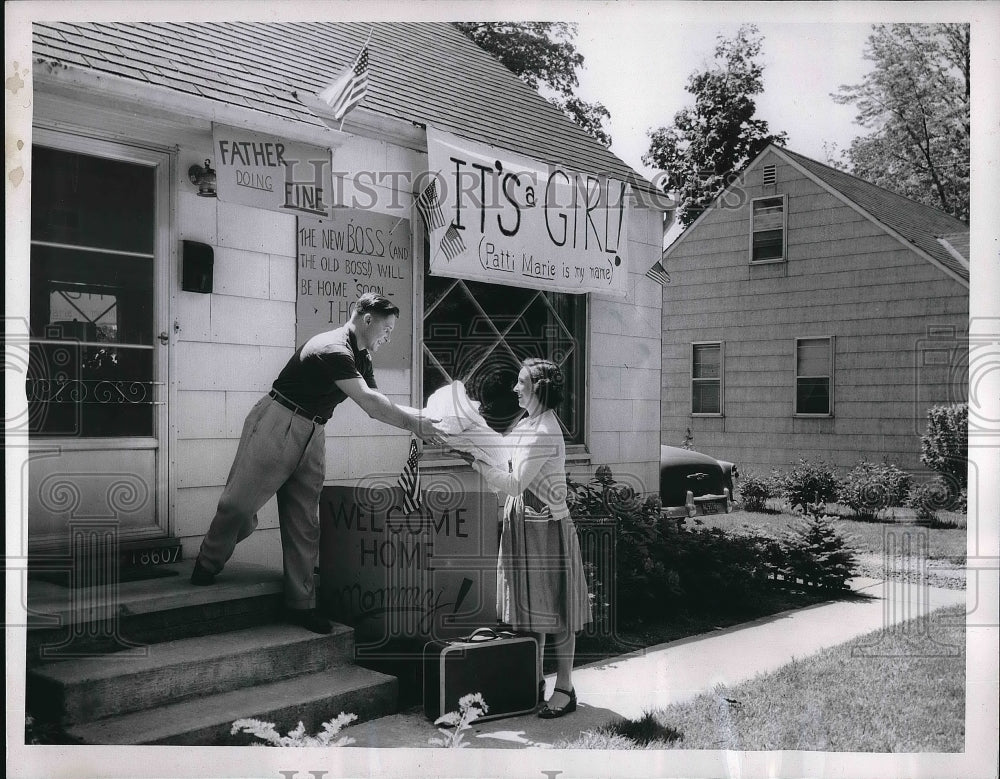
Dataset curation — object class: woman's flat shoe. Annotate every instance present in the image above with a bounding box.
[538,680,546,704]
[538,687,576,718]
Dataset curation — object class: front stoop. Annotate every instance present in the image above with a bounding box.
[66,665,397,746]
[26,561,399,745]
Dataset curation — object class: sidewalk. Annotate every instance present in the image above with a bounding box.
[344,575,967,749]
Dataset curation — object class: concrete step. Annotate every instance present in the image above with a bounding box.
[29,622,356,724]
[66,665,398,745]
[27,561,284,666]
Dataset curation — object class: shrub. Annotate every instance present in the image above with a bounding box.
[567,466,851,626]
[908,477,964,523]
[738,472,775,512]
[920,403,968,489]
[783,459,840,511]
[778,513,857,590]
[839,460,912,521]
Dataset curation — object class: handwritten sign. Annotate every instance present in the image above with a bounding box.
[295,210,412,368]
[318,486,499,643]
[425,126,631,296]
[212,123,334,216]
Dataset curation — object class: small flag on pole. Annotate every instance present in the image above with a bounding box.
[318,44,370,122]
[645,261,670,286]
[415,179,446,232]
[398,437,422,514]
[439,223,466,261]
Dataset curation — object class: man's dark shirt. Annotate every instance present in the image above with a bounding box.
[271,326,376,420]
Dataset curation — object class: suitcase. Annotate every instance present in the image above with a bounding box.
[423,628,538,723]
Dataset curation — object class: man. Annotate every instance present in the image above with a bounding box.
[191,293,446,634]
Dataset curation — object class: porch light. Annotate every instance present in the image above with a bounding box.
[187,159,217,197]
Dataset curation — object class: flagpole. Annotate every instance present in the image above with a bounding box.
[387,198,413,236]
[338,27,374,133]
[389,168,442,235]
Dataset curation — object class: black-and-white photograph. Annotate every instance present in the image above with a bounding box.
[6,2,998,778]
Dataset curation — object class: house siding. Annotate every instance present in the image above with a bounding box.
[31,81,663,565]
[661,149,968,478]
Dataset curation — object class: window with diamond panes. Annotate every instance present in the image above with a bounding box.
[423,254,586,443]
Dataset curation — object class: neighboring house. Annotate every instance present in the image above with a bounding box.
[659,144,969,478]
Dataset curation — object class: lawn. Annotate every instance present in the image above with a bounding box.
[562,603,966,752]
[695,506,968,565]
[568,501,969,672]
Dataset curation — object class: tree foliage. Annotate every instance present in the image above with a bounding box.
[453,22,612,146]
[832,23,970,221]
[644,25,787,227]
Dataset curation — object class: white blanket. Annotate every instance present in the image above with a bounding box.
[424,381,508,470]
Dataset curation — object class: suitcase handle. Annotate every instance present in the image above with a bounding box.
[465,627,516,642]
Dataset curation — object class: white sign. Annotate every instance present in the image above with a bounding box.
[212,123,334,217]
[296,210,412,368]
[424,126,630,296]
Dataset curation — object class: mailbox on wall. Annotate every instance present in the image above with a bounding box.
[181,240,214,293]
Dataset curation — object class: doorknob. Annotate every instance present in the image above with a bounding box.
[158,331,169,345]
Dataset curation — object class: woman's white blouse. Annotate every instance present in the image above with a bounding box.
[471,409,570,520]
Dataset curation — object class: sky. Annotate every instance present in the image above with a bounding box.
[573,18,876,178]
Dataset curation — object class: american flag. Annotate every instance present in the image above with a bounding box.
[318,45,370,121]
[439,223,466,261]
[645,261,670,286]
[397,437,422,514]
[415,179,446,232]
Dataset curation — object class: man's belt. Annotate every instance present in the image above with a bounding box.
[268,389,328,424]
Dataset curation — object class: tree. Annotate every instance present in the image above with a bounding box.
[453,22,612,146]
[832,24,970,221]
[644,25,787,227]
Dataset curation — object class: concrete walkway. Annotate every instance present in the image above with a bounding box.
[345,575,967,749]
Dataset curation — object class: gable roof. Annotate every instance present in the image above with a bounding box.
[32,21,652,191]
[777,147,969,283]
[663,143,969,286]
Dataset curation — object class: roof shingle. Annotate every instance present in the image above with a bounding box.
[778,147,969,283]
[32,21,649,189]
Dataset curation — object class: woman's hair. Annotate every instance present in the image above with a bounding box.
[522,358,565,410]
[355,293,400,318]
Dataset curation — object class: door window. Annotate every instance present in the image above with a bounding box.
[27,146,156,437]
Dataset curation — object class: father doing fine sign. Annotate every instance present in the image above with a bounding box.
[296,209,413,368]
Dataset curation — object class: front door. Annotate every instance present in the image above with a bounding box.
[26,131,170,552]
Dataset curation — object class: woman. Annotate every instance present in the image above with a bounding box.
[459,358,592,718]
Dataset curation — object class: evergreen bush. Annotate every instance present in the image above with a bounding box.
[778,507,857,590]
[567,466,855,626]
[839,460,912,521]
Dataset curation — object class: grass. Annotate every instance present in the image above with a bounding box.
[561,603,966,752]
[696,505,967,565]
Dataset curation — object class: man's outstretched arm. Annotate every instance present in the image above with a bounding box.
[335,377,447,445]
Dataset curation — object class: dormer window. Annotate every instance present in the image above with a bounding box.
[750,195,786,262]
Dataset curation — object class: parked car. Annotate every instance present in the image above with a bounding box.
[659,445,738,517]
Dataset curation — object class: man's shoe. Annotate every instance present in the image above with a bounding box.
[285,607,332,635]
[190,558,216,585]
